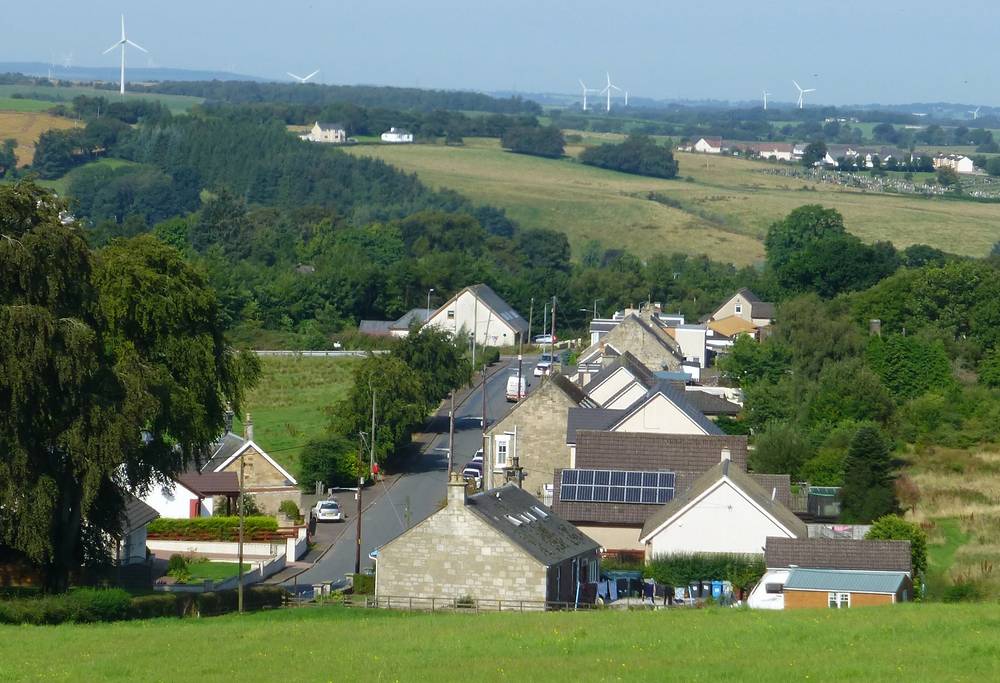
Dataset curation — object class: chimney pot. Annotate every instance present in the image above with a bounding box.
[244,413,253,441]
[447,471,467,507]
[721,448,731,462]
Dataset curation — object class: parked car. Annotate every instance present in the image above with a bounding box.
[313,500,344,522]
[533,334,557,344]
[533,361,551,377]
[506,374,527,401]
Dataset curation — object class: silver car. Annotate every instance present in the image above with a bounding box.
[313,500,344,522]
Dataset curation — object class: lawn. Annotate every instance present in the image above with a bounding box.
[176,561,249,584]
[0,110,80,166]
[231,356,360,474]
[0,84,203,114]
[345,137,1000,264]
[2,604,999,681]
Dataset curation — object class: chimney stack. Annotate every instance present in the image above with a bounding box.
[447,471,468,507]
[720,448,731,462]
[244,412,253,441]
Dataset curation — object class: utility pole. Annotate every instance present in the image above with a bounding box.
[354,431,363,575]
[482,310,493,489]
[370,387,376,476]
[237,414,248,614]
[550,296,557,361]
[448,391,455,474]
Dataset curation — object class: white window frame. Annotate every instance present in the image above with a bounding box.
[494,434,510,468]
[828,592,850,609]
[447,309,455,320]
[734,302,743,315]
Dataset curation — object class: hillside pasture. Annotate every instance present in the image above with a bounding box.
[2,604,999,681]
[0,96,57,113]
[0,84,203,114]
[346,137,1000,264]
[0,110,80,166]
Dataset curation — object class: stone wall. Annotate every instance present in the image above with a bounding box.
[487,377,578,497]
[376,485,547,604]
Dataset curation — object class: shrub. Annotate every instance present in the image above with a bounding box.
[278,500,300,519]
[129,594,182,620]
[0,588,132,625]
[865,515,928,575]
[645,553,765,594]
[147,516,278,540]
[352,573,375,595]
[943,580,983,603]
[167,554,189,574]
[193,586,287,616]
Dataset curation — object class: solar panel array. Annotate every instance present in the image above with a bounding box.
[559,469,675,504]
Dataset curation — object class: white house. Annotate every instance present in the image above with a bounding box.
[693,137,723,154]
[300,121,347,144]
[665,324,708,368]
[754,142,794,162]
[425,283,529,347]
[117,497,159,565]
[380,127,414,143]
[709,288,775,328]
[142,471,239,519]
[933,154,975,174]
[639,459,807,559]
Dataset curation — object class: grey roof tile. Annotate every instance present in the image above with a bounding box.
[200,432,247,472]
[123,495,159,533]
[765,537,912,574]
[468,284,528,335]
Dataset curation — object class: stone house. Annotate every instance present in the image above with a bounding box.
[375,476,600,607]
[486,374,597,497]
[299,121,347,144]
[574,312,684,386]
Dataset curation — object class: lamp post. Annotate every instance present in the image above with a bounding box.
[426,287,434,314]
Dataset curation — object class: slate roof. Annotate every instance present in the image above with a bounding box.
[640,459,807,540]
[682,390,742,416]
[123,496,159,533]
[359,319,395,336]
[176,471,240,497]
[576,315,683,370]
[466,485,599,567]
[316,121,346,131]
[467,284,529,335]
[784,568,908,594]
[201,432,247,473]
[765,537,912,574]
[550,374,597,408]
[391,308,431,331]
[565,407,627,443]
[583,351,658,395]
[737,288,775,319]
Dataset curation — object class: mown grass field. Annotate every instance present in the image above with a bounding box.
[0,96,56,113]
[230,356,359,474]
[2,604,999,681]
[345,137,1000,264]
[0,110,80,166]
[0,84,203,114]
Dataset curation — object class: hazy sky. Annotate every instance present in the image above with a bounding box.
[4,0,997,105]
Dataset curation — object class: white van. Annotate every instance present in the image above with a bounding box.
[505,374,527,401]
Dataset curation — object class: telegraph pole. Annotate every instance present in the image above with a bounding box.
[237,442,246,614]
[354,431,364,575]
[482,310,493,489]
[448,391,455,474]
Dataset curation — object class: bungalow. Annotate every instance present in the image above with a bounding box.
[638,459,806,560]
[142,470,239,519]
[375,476,600,608]
[693,137,723,154]
[381,127,414,143]
[750,537,913,609]
[424,283,528,347]
[359,308,432,338]
[485,374,598,496]
[300,121,348,144]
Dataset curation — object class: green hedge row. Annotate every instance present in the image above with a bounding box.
[147,516,278,540]
[0,586,287,625]
[645,553,766,592]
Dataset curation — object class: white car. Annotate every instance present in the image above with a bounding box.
[313,500,344,522]
[534,334,556,344]
[533,361,551,377]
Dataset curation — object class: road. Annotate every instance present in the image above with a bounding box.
[286,355,538,590]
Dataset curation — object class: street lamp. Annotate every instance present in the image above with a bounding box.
[427,288,435,314]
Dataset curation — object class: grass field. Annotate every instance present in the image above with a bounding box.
[35,156,141,196]
[0,110,80,166]
[2,604,999,681]
[0,96,57,113]
[345,137,1000,264]
[231,356,359,474]
[0,84,203,114]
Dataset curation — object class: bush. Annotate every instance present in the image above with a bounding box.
[0,588,132,625]
[865,515,928,575]
[500,125,564,158]
[645,553,765,594]
[194,586,286,616]
[943,580,983,603]
[278,500,300,519]
[579,134,679,179]
[352,573,375,595]
[129,593,183,620]
[167,554,189,574]
[147,516,277,540]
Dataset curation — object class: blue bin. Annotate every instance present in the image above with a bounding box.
[711,580,723,600]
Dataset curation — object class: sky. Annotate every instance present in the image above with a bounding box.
[3,0,998,106]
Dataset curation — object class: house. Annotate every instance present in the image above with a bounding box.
[638,459,806,560]
[693,137,723,154]
[750,537,913,609]
[375,476,600,607]
[753,142,794,162]
[933,153,975,174]
[709,288,775,328]
[582,351,658,408]
[359,308,432,338]
[381,127,414,143]
[485,374,598,496]
[198,417,300,515]
[424,283,528,347]
[551,430,750,557]
[299,121,348,144]
[574,308,684,385]
[142,470,240,519]
[589,306,685,346]
[663,324,708,369]
[117,496,159,565]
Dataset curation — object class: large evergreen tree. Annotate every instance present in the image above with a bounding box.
[839,426,897,522]
[0,180,259,591]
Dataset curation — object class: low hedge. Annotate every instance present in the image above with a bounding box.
[147,516,278,540]
[0,586,288,625]
[351,573,375,595]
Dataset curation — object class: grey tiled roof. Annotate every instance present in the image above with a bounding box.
[467,485,599,566]
[583,351,658,396]
[551,468,697,526]
[737,288,775,319]
[176,471,240,497]
[565,408,627,444]
[200,432,247,473]
[682,390,742,416]
[391,308,431,330]
[640,460,807,540]
[123,495,159,533]
[467,284,528,335]
[750,473,792,508]
[765,537,912,574]
[359,320,395,336]
[550,374,597,408]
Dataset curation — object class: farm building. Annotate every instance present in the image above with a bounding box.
[375,476,600,607]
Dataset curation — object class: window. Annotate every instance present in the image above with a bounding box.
[735,303,743,314]
[828,592,850,609]
[495,435,510,467]
[446,310,455,320]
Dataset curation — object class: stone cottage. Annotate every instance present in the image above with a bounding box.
[375,476,600,608]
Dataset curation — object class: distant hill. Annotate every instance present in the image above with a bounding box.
[0,62,267,83]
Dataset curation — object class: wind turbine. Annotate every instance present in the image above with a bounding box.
[600,72,622,113]
[578,79,597,111]
[793,80,815,109]
[969,106,981,120]
[103,15,146,97]
[288,70,320,83]
[624,90,629,107]
[762,89,771,111]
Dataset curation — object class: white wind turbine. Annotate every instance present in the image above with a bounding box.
[578,79,597,111]
[969,106,981,120]
[793,80,815,109]
[288,70,320,83]
[600,72,622,112]
[762,89,771,110]
[103,15,146,97]
[624,90,629,107]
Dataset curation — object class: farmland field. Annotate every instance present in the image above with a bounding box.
[230,355,359,474]
[0,84,203,113]
[0,110,80,165]
[2,604,999,681]
[345,137,1000,264]
[0,96,56,113]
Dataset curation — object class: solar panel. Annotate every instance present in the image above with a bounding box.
[560,469,675,505]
